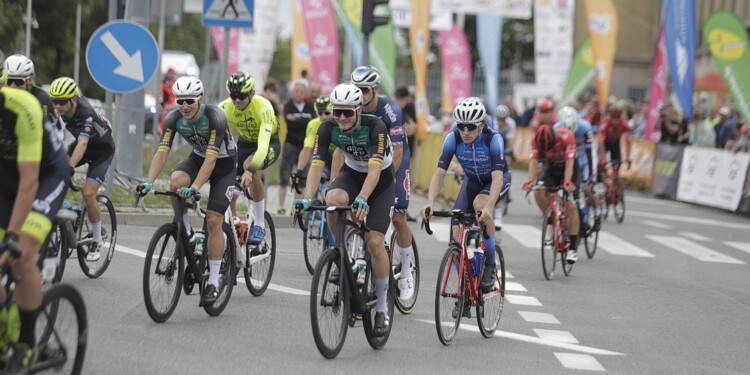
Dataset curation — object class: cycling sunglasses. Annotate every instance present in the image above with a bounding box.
[176,97,199,106]
[456,123,479,132]
[317,111,331,116]
[52,99,71,106]
[332,108,357,118]
[7,78,26,87]
[230,92,249,101]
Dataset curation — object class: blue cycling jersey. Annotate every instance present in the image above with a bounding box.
[437,129,507,183]
[368,96,409,156]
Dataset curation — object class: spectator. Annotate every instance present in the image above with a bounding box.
[629,103,648,139]
[687,109,715,148]
[279,79,316,214]
[713,106,731,147]
[159,68,179,133]
[731,123,748,153]
[308,81,322,103]
[262,78,283,117]
[655,104,688,144]
[395,86,417,156]
[718,116,740,149]
[518,97,535,127]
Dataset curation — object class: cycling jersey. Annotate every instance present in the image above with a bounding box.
[61,95,115,149]
[218,96,278,173]
[28,84,57,126]
[553,119,594,179]
[530,127,576,166]
[303,117,334,152]
[598,116,632,144]
[160,104,237,159]
[496,117,517,140]
[529,113,559,134]
[437,129,507,183]
[311,114,392,173]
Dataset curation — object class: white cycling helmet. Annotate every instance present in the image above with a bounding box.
[4,54,34,78]
[173,76,204,97]
[453,97,486,124]
[496,104,510,118]
[350,65,381,87]
[330,83,363,107]
[558,106,578,132]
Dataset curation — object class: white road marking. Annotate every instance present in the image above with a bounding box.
[626,195,686,208]
[506,295,543,306]
[503,224,542,248]
[518,311,560,324]
[534,329,579,344]
[642,220,673,230]
[629,211,750,230]
[647,235,745,264]
[724,241,750,255]
[554,353,606,371]
[597,232,655,257]
[505,281,527,292]
[680,232,711,241]
[416,320,623,356]
[115,244,149,258]
[505,271,514,279]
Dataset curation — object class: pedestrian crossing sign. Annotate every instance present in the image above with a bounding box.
[203,0,254,28]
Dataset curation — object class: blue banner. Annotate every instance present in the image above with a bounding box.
[477,15,503,115]
[663,0,696,120]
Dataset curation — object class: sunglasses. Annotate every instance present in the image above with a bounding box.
[332,108,357,118]
[52,99,70,106]
[176,98,199,106]
[230,92,249,101]
[317,111,331,116]
[7,78,26,87]
[456,123,479,132]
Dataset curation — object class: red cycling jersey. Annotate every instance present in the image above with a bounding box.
[530,128,576,165]
[529,112,559,134]
[598,116,632,143]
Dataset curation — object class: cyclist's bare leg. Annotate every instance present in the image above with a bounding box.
[566,201,580,236]
[392,212,412,247]
[365,232,389,279]
[250,169,265,202]
[169,171,193,226]
[472,195,496,236]
[205,211,225,261]
[324,188,350,240]
[82,179,101,223]
[534,190,549,214]
[10,234,42,311]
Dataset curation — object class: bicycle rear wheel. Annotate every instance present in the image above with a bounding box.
[245,212,276,296]
[303,211,326,275]
[143,223,184,323]
[76,194,117,278]
[389,231,420,314]
[310,248,349,359]
[39,224,68,288]
[614,189,625,223]
[363,254,396,350]
[435,245,464,345]
[204,223,236,316]
[477,244,505,338]
[584,214,600,259]
[541,212,556,280]
[34,283,87,374]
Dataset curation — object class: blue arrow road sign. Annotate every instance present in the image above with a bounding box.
[203,0,254,28]
[86,21,159,93]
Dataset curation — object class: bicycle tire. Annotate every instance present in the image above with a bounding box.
[303,210,326,275]
[298,210,309,232]
[204,223,236,316]
[560,212,573,277]
[435,245,464,345]
[477,244,505,338]
[541,212,556,280]
[310,248,349,359]
[143,223,184,323]
[389,230,420,314]
[584,213,600,259]
[33,283,87,375]
[39,224,68,287]
[76,194,117,278]
[245,212,276,296]
[362,249,396,350]
[614,189,625,223]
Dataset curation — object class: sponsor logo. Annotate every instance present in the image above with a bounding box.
[707,156,719,177]
[707,29,745,61]
[589,13,612,34]
[225,186,234,202]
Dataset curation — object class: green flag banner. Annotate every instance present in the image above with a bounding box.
[703,10,750,124]
[561,38,596,105]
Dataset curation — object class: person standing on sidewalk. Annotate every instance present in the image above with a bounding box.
[279,79,316,214]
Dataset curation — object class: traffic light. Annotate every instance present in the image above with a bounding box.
[362,0,390,35]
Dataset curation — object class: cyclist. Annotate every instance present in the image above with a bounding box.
[421,98,510,291]
[598,105,632,178]
[50,77,116,262]
[350,65,416,303]
[3,54,59,133]
[495,104,516,161]
[294,96,334,182]
[219,72,280,244]
[553,106,601,229]
[137,76,238,304]
[294,83,394,337]
[522,125,581,263]
[0,87,71,369]
[529,98,558,134]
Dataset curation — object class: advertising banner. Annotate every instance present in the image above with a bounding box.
[584,0,618,110]
[434,0,532,18]
[477,14,503,113]
[677,147,750,211]
[410,0,431,141]
[651,143,684,199]
[301,0,339,94]
[561,38,595,106]
[534,0,575,99]
[664,0,696,120]
[291,0,311,81]
[438,23,472,109]
[237,0,278,91]
[645,28,667,142]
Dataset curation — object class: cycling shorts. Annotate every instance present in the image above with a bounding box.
[538,161,581,201]
[237,137,280,176]
[452,172,511,226]
[69,142,114,186]
[174,153,237,214]
[327,164,395,234]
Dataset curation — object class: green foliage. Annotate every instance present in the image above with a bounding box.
[269,36,291,82]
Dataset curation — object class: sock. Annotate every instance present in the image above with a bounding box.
[252,200,265,228]
[482,235,496,266]
[92,221,102,243]
[19,307,39,347]
[569,235,579,251]
[183,214,192,234]
[593,205,601,216]
[374,278,388,313]
[398,245,413,276]
[208,260,222,287]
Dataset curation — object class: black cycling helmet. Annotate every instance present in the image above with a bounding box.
[535,125,556,152]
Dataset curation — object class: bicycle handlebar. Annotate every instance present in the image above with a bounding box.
[295,203,371,232]
[421,207,489,238]
[134,189,205,218]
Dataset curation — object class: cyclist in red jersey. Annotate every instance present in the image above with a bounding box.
[522,125,581,263]
[598,106,632,173]
[529,99,558,134]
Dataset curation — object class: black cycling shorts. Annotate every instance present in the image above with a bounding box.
[237,137,280,176]
[174,153,237,214]
[539,161,581,201]
[452,171,512,226]
[69,142,114,186]
[327,164,395,234]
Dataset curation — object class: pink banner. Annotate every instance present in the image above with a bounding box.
[300,0,339,94]
[645,28,666,141]
[211,27,240,76]
[438,23,472,107]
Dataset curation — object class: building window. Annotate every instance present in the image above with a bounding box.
[627,87,647,103]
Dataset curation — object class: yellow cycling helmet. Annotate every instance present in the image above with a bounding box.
[50,77,78,99]
[226,72,255,95]
[314,96,333,112]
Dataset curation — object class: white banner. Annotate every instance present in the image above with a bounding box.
[534,0,575,99]
[677,146,750,211]
[434,0,532,18]
[391,0,452,30]
[237,0,278,91]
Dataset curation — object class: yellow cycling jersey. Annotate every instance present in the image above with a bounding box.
[0,87,43,164]
[218,95,279,142]
[304,117,335,152]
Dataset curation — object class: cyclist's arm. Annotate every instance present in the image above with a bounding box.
[528,141,540,182]
[484,133,506,211]
[307,121,333,198]
[331,148,344,180]
[389,105,406,170]
[584,128,594,178]
[358,121,391,199]
[68,135,89,168]
[297,118,318,171]
[564,158,574,183]
[297,147,313,172]
[145,150,169,182]
[9,100,44,234]
[427,168,447,207]
[429,132,458,205]
[393,143,403,171]
[247,101,277,173]
[563,134,577,182]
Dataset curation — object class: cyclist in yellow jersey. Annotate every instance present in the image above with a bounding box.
[219,72,280,244]
[293,96,335,184]
[0,87,71,369]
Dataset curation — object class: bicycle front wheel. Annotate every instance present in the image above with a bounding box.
[204,223,236,316]
[477,244,505,338]
[584,214,600,259]
[76,194,117,278]
[34,283,87,374]
[390,230,420,314]
[614,189,625,223]
[303,210,326,275]
[245,212,276,296]
[435,245,464,345]
[541,212,556,280]
[310,248,349,359]
[143,223,184,323]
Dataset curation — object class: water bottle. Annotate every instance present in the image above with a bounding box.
[232,216,242,238]
[472,246,484,276]
[192,230,205,254]
[239,218,251,245]
[580,199,589,225]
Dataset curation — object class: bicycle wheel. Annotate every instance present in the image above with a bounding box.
[541,212,556,280]
[204,223,236,316]
[303,210,326,275]
[39,224,68,287]
[477,244,505,338]
[584,214,600,259]
[435,245,464,345]
[310,248,349,359]
[389,230,420,314]
[76,194,117,278]
[34,283,87,374]
[143,223,184,323]
[614,189,625,223]
[363,253,396,350]
[245,212,276,296]
[561,225,573,277]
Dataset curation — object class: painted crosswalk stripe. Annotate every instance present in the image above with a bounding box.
[518,311,560,324]
[647,235,745,264]
[554,353,605,371]
[724,241,750,255]
[506,281,527,292]
[629,210,750,230]
[503,224,542,249]
[680,232,711,241]
[597,232,655,257]
[642,220,673,230]
[534,329,579,344]
[506,271,514,279]
[506,295,542,306]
